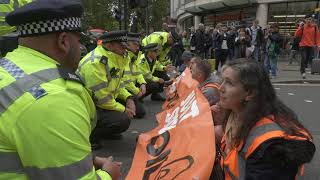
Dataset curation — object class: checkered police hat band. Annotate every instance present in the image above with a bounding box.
[17,17,81,36]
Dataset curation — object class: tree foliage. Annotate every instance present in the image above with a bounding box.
[82,0,170,32]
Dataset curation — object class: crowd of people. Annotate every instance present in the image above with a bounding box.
[178,15,319,79]
[0,0,317,180]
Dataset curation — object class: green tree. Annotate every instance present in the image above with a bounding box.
[82,0,170,32]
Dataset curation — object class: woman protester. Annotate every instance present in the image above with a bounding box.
[212,59,315,180]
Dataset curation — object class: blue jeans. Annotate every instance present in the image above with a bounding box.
[252,46,260,62]
[268,55,278,76]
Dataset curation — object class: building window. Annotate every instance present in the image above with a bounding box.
[268,1,319,35]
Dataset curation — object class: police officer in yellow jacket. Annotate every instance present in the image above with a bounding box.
[138,43,168,101]
[142,31,179,66]
[123,32,146,117]
[78,31,142,142]
[0,0,32,56]
[0,1,121,179]
[141,32,178,91]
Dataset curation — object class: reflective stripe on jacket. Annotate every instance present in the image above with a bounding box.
[122,51,146,95]
[142,31,171,66]
[222,117,310,180]
[0,0,32,36]
[78,45,132,112]
[0,46,110,180]
[137,53,164,82]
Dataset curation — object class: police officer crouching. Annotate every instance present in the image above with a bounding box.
[122,32,147,117]
[138,43,167,101]
[0,0,121,179]
[78,31,142,144]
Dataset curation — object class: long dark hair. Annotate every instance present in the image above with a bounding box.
[222,59,312,146]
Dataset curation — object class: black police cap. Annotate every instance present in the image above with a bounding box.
[100,30,128,43]
[6,0,83,37]
[143,43,159,52]
[127,32,141,42]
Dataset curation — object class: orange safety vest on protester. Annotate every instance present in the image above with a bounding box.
[199,82,220,91]
[222,117,310,180]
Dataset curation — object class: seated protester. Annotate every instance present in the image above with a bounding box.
[178,51,194,73]
[78,31,141,144]
[190,57,224,139]
[122,32,147,118]
[215,59,315,180]
[138,43,169,101]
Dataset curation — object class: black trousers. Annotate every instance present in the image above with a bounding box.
[90,107,131,141]
[153,70,170,81]
[300,46,314,74]
[117,97,146,119]
[215,49,228,71]
[145,80,163,96]
[0,35,18,57]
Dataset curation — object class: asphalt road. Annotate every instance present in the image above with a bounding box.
[94,83,320,180]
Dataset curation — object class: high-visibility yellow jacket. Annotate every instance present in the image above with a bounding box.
[0,0,33,36]
[142,31,171,66]
[0,45,111,180]
[78,45,132,112]
[122,51,146,95]
[137,53,165,82]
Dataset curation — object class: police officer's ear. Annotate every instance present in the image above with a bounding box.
[56,32,72,55]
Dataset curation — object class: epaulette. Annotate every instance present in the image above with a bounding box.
[100,56,108,65]
[140,58,146,64]
[57,65,83,85]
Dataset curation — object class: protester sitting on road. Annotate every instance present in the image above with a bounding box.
[214,59,315,179]
[190,57,224,141]
[178,51,194,73]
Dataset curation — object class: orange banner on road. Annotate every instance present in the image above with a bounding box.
[162,68,199,110]
[126,77,215,179]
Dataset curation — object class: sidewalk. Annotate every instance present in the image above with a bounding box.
[271,61,320,83]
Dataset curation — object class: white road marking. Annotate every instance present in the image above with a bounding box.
[131,130,139,134]
[288,93,295,96]
[274,87,281,90]
[304,100,313,103]
[273,83,320,87]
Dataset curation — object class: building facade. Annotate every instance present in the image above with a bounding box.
[171,0,319,34]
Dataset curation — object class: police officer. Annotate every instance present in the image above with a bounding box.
[0,0,120,179]
[123,32,146,117]
[142,31,179,66]
[78,31,137,142]
[0,0,32,56]
[138,43,167,101]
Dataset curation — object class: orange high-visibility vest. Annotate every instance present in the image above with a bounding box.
[199,82,220,91]
[222,117,310,180]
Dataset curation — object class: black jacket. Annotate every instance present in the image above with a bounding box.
[195,29,206,52]
[245,138,315,180]
[249,26,264,47]
[215,32,233,50]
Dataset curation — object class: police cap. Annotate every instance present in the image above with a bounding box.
[6,0,83,37]
[100,30,128,43]
[127,32,140,42]
[143,43,159,52]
